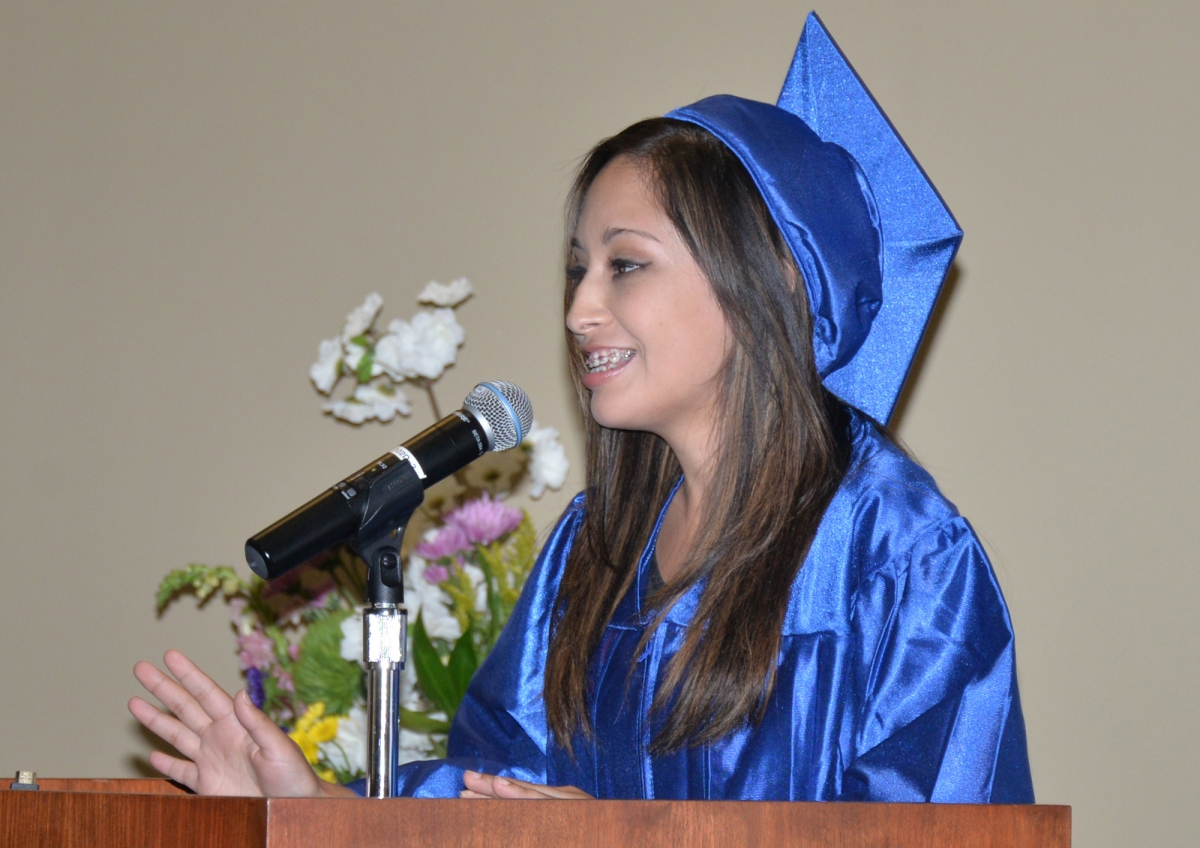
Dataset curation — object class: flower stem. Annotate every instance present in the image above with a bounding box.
[422,378,471,491]
[422,379,442,420]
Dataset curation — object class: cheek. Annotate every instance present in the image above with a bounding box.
[671,297,730,379]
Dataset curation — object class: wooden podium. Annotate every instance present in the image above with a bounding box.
[1,778,1070,847]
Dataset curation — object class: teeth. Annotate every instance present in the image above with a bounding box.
[585,349,634,373]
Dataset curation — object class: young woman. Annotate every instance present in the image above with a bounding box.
[130,25,1034,805]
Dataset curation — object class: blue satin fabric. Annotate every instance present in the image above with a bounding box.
[381,413,1034,802]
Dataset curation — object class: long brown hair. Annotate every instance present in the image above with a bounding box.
[544,118,852,754]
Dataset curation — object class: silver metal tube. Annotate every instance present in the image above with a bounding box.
[363,604,407,798]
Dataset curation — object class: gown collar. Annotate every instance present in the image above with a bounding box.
[624,476,707,628]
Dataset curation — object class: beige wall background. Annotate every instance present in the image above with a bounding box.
[1,1,1196,844]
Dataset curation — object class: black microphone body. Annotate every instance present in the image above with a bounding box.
[246,409,489,581]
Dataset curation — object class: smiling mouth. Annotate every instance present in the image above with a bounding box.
[584,349,635,374]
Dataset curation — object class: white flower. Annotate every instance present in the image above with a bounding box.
[318,704,368,775]
[341,340,383,379]
[339,611,363,666]
[342,342,365,371]
[374,309,465,381]
[342,292,384,341]
[462,563,488,614]
[404,552,462,641]
[524,421,570,498]
[322,398,371,424]
[417,277,473,308]
[322,380,411,424]
[398,728,436,765]
[353,381,411,422]
[401,638,424,711]
[309,338,343,395]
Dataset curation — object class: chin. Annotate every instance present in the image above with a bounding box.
[588,398,649,433]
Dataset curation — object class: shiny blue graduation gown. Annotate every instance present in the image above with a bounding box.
[387,413,1034,801]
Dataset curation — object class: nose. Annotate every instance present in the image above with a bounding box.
[566,269,607,339]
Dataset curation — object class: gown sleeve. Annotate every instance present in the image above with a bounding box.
[356,498,584,798]
[838,516,1034,803]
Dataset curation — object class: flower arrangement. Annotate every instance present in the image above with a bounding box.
[158,282,569,781]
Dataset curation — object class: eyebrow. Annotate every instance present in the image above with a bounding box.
[603,227,660,244]
[569,227,662,255]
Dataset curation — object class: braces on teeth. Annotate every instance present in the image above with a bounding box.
[585,349,634,372]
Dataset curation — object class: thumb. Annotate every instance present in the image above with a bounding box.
[233,690,294,757]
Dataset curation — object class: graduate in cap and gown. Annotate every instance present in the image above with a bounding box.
[130,13,1034,804]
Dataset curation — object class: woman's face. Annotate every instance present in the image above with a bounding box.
[566,157,731,445]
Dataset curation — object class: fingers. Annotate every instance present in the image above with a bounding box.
[463,770,548,799]
[133,657,219,735]
[146,750,200,790]
[163,650,236,723]
[491,777,554,799]
[128,695,201,760]
[491,777,574,800]
[462,770,498,798]
[461,771,593,800]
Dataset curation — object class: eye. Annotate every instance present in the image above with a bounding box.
[611,258,644,277]
[565,264,586,286]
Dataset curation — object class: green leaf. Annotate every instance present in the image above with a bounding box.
[264,625,290,667]
[293,609,362,715]
[355,349,375,383]
[400,707,451,734]
[261,675,293,724]
[445,622,479,708]
[411,613,459,717]
[472,549,504,646]
[156,564,246,612]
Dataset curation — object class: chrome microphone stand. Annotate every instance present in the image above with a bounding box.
[358,540,410,798]
[353,472,424,798]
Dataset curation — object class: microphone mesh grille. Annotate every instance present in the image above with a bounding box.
[464,381,534,451]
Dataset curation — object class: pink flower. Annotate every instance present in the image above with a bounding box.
[237,629,275,672]
[309,587,336,611]
[275,670,295,693]
[415,523,470,560]
[444,493,522,546]
[288,643,301,661]
[423,564,450,584]
[227,597,248,626]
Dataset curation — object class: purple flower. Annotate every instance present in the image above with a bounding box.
[237,629,276,671]
[444,493,522,546]
[245,667,265,709]
[414,523,470,560]
[422,564,450,584]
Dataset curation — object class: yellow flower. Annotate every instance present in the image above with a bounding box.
[288,702,340,765]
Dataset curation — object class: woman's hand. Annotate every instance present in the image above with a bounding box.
[129,649,355,798]
[460,770,593,800]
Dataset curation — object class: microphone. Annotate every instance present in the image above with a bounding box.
[245,380,533,581]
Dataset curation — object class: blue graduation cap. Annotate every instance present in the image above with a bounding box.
[667,12,962,424]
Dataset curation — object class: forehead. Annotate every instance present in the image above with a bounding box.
[574,158,668,240]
